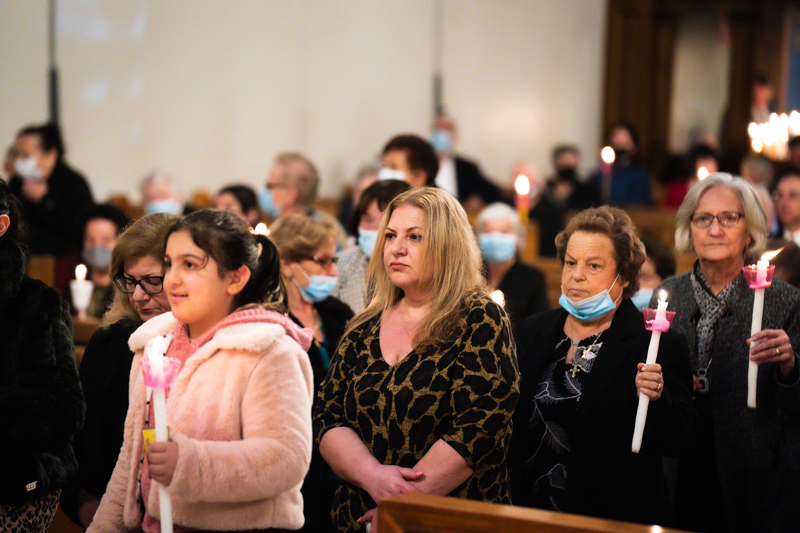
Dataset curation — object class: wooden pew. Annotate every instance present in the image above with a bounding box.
[376,493,692,533]
[528,256,563,309]
[27,254,57,287]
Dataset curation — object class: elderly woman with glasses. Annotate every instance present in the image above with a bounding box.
[269,213,354,533]
[654,173,800,533]
[60,212,178,528]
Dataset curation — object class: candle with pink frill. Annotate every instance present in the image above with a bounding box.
[142,334,180,533]
[742,249,781,409]
[632,290,676,453]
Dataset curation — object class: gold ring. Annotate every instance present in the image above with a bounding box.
[776,347,781,356]
[656,382,663,393]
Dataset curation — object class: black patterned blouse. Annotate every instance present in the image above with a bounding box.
[314,294,519,532]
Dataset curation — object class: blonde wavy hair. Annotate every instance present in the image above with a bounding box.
[345,187,487,351]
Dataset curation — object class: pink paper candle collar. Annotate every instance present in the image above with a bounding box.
[742,264,775,289]
[643,308,676,332]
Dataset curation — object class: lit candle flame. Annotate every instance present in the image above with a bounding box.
[253,222,269,236]
[751,136,763,153]
[490,290,505,307]
[697,166,709,180]
[601,146,615,164]
[514,174,530,196]
[761,248,783,262]
[659,289,667,301]
[75,264,87,281]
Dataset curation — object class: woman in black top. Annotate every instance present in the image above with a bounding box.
[0,179,84,533]
[61,212,178,528]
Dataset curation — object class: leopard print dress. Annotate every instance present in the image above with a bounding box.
[314,295,519,532]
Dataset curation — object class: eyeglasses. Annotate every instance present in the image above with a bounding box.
[690,211,744,229]
[113,275,164,295]
[306,255,338,269]
[265,182,291,191]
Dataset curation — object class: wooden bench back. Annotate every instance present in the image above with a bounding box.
[376,493,692,533]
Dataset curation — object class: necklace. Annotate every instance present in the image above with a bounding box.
[567,327,606,378]
[311,308,324,347]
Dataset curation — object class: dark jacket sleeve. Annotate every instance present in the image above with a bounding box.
[0,279,85,504]
[60,321,136,525]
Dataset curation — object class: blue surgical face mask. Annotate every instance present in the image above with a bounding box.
[630,287,653,311]
[358,228,379,258]
[430,129,453,153]
[294,265,337,303]
[479,232,517,263]
[145,198,182,215]
[558,273,620,322]
[82,246,113,271]
[257,188,282,218]
[378,167,406,181]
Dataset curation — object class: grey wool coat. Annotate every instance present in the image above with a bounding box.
[655,266,800,531]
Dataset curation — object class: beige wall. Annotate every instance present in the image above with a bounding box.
[0,0,606,202]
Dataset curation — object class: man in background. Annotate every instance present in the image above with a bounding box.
[430,116,499,210]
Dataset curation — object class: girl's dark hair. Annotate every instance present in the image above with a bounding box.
[0,178,29,248]
[165,209,284,311]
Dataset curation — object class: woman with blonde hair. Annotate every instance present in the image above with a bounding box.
[61,212,178,528]
[314,187,519,532]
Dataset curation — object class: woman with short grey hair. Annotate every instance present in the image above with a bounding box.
[654,172,800,532]
[475,202,548,331]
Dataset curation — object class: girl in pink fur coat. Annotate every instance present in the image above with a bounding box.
[87,209,314,533]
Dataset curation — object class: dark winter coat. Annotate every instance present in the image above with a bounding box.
[0,239,85,504]
[509,299,696,526]
[656,268,800,532]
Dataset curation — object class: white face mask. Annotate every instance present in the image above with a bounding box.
[378,168,406,182]
[14,156,42,180]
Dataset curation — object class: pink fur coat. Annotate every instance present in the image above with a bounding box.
[86,309,314,532]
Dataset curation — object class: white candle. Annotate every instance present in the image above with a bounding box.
[148,335,173,533]
[514,174,530,224]
[632,291,669,453]
[70,264,94,320]
[748,288,764,409]
[655,291,668,322]
[600,146,615,201]
[756,258,768,285]
[745,250,781,408]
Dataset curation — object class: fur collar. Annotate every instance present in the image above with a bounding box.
[129,309,313,355]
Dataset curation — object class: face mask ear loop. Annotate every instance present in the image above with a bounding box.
[291,262,311,287]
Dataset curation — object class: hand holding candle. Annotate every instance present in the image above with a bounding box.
[742,249,780,408]
[143,334,178,533]
[632,290,676,453]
